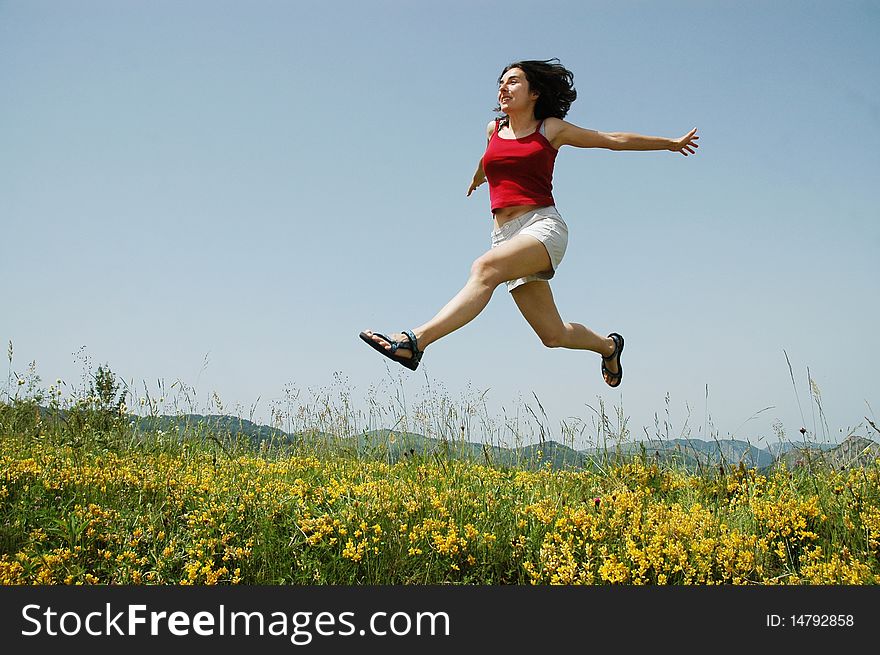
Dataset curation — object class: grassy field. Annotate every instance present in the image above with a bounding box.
[1,365,879,585]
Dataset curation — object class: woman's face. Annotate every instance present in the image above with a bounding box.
[498,67,538,114]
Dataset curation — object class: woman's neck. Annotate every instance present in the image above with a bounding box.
[505,110,538,135]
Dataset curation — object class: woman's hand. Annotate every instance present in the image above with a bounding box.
[467,175,486,197]
[670,128,700,156]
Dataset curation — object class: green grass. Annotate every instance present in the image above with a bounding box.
[1,362,878,585]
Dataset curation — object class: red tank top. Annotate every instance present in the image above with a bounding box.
[482,119,558,211]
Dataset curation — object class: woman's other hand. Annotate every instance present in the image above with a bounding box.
[670,128,700,156]
[467,175,486,196]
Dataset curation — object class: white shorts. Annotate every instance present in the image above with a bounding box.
[490,205,569,291]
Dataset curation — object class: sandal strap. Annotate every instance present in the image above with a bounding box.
[402,330,420,355]
[402,329,423,363]
[602,362,622,380]
[602,334,621,361]
[386,330,422,362]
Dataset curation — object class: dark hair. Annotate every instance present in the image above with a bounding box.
[495,58,576,121]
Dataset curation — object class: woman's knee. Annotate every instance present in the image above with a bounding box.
[537,328,566,349]
[469,254,505,288]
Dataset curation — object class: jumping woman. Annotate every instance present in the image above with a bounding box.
[360,58,698,387]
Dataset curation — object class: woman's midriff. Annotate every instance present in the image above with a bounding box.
[492,204,542,230]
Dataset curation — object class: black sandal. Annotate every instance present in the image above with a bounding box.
[359,330,423,371]
[601,332,624,388]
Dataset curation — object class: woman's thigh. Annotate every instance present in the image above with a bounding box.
[510,280,564,339]
[477,234,552,284]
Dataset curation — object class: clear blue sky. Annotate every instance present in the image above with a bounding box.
[2,0,878,449]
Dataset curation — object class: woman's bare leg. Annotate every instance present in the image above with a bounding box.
[362,235,552,358]
[510,280,620,382]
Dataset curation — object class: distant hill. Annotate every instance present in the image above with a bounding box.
[52,410,880,472]
[125,416,590,470]
[314,429,590,471]
[766,441,839,457]
[131,413,291,445]
[582,438,777,470]
[776,435,880,471]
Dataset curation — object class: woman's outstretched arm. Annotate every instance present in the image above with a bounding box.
[546,118,699,156]
[467,120,498,196]
[467,159,486,196]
